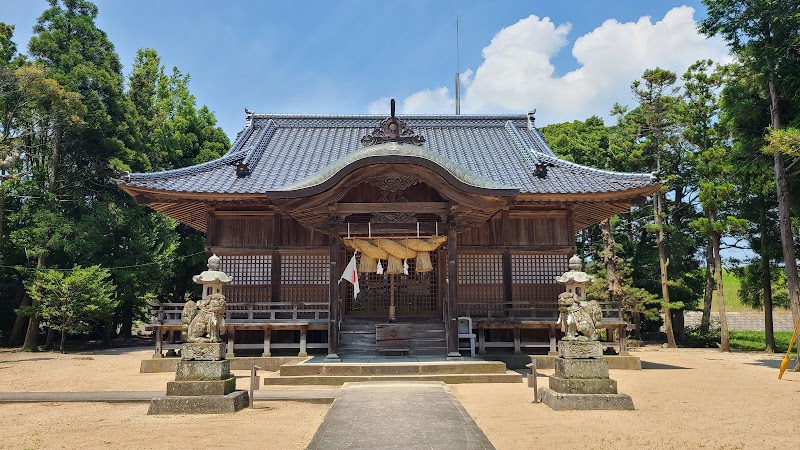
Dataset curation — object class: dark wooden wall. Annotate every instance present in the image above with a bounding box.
[210,213,328,249]
[457,212,572,248]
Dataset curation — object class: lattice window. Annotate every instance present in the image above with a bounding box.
[345,252,438,316]
[280,254,329,285]
[220,255,271,285]
[510,254,568,284]
[280,253,330,305]
[457,253,503,317]
[458,254,503,284]
[510,253,569,319]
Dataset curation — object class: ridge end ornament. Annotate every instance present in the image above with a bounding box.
[361,99,426,147]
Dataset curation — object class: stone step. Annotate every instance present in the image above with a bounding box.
[279,361,508,376]
[265,371,523,386]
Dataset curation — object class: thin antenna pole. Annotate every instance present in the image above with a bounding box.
[455,18,461,115]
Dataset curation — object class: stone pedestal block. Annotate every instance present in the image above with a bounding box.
[181,343,226,361]
[166,377,236,396]
[547,376,617,394]
[176,359,230,381]
[558,339,603,359]
[147,390,249,415]
[538,388,634,410]
[555,358,609,379]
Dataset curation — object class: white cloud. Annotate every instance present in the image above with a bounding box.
[367,97,392,115]
[369,6,731,125]
[402,87,454,114]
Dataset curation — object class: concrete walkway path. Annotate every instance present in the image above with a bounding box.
[307,381,494,450]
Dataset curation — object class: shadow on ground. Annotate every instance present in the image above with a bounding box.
[641,361,690,370]
[0,358,56,364]
[746,358,800,370]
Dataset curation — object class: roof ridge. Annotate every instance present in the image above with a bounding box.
[226,122,256,155]
[503,121,542,169]
[126,148,247,181]
[250,113,527,120]
[242,119,276,168]
[535,152,655,180]
[528,127,558,156]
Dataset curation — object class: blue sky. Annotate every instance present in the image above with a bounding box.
[3,0,729,140]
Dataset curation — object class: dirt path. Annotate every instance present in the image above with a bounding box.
[1,346,798,449]
[452,347,799,450]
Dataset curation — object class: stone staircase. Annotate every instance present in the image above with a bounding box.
[264,318,521,386]
[339,318,447,357]
[263,359,522,386]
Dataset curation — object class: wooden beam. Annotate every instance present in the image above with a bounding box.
[334,202,449,214]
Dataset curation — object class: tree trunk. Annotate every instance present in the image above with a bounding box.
[655,192,676,347]
[768,75,800,328]
[710,208,729,352]
[10,289,30,345]
[43,327,55,350]
[103,315,114,347]
[0,192,5,247]
[60,329,67,354]
[21,254,46,351]
[702,240,715,333]
[119,295,133,339]
[759,201,776,353]
[601,219,623,301]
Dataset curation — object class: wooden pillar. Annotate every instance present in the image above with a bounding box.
[299,325,308,357]
[226,327,235,359]
[447,223,460,358]
[262,325,271,357]
[327,231,341,360]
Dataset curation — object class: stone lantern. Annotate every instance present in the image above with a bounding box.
[193,254,233,301]
[556,254,595,301]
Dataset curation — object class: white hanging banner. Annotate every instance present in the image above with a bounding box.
[376,260,384,275]
[338,253,360,298]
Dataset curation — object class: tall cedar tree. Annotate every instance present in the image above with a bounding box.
[700,0,800,330]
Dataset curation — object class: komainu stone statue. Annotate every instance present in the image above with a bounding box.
[557,291,602,341]
[182,294,227,343]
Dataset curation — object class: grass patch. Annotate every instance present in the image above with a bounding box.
[706,269,791,313]
[729,330,797,356]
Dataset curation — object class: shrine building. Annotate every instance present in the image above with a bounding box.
[119,103,658,360]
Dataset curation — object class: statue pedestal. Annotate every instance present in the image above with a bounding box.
[148,343,248,415]
[558,340,603,359]
[538,339,634,410]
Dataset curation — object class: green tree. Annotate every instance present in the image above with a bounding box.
[682,60,750,351]
[629,68,683,347]
[26,265,116,352]
[701,0,800,330]
[718,61,785,353]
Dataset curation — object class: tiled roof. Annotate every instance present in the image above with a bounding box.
[122,114,655,195]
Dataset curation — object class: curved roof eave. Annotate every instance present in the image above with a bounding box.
[266,142,519,198]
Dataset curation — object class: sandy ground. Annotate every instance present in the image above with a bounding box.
[452,347,800,450]
[0,348,327,449]
[1,346,798,449]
